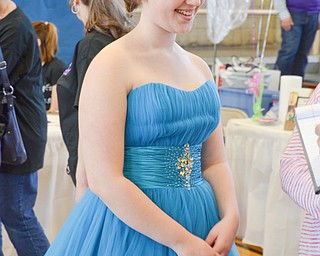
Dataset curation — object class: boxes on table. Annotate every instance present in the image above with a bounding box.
[219,87,279,117]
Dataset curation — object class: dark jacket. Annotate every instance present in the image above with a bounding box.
[57,29,114,184]
[0,7,47,174]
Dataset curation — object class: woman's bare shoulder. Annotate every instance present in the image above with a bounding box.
[94,38,128,65]
[84,37,134,93]
[183,48,209,67]
[178,45,213,79]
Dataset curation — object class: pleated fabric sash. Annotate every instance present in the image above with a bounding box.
[123,144,203,189]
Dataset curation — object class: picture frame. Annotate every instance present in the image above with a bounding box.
[283,88,314,131]
[296,96,309,108]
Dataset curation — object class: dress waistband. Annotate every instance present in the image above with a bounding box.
[123,144,203,189]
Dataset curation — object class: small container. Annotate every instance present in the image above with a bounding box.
[218,86,280,117]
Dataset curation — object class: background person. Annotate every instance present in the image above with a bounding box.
[45,0,240,255]
[57,0,133,185]
[32,20,67,113]
[0,1,49,255]
[280,85,320,255]
[274,0,320,78]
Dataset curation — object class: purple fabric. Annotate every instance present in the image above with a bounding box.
[287,0,320,12]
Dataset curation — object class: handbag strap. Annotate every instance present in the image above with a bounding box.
[0,47,11,138]
[0,47,14,114]
[0,46,13,95]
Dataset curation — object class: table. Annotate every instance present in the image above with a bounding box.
[225,118,305,256]
[3,114,75,256]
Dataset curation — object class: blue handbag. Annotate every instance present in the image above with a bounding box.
[0,46,27,165]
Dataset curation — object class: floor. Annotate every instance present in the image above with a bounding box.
[236,239,263,256]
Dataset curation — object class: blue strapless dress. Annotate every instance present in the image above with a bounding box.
[45,80,239,255]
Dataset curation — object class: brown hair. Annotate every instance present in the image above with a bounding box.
[71,0,134,39]
[32,21,59,63]
[124,0,141,13]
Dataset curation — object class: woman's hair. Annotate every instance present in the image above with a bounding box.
[123,0,141,13]
[32,21,59,63]
[75,0,136,39]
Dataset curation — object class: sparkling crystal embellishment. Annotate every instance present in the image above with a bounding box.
[176,144,194,189]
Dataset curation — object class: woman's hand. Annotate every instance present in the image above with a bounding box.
[205,215,238,256]
[315,124,320,149]
[175,235,219,256]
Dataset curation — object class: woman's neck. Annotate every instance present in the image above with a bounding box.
[133,18,177,52]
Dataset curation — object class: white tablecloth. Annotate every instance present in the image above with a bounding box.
[225,118,305,256]
[3,114,75,256]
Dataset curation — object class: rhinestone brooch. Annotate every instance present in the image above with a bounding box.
[176,143,194,189]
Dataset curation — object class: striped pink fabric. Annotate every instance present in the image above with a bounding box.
[280,84,320,255]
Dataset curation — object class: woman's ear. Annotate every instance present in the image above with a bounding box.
[37,38,41,47]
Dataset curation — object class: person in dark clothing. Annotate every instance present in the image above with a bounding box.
[274,0,320,78]
[0,1,49,255]
[33,21,67,113]
[58,0,133,188]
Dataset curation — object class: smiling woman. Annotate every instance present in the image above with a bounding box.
[45,0,240,255]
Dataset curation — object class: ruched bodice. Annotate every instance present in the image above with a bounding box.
[125,80,220,146]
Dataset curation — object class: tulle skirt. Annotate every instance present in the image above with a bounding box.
[45,180,239,255]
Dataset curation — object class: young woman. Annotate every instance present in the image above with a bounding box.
[57,0,133,185]
[32,21,67,113]
[46,0,240,255]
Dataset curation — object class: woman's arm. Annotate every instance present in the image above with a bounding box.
[274,0,290,21]
[280,85,320,219]
[78,48,215,256]
[75,139,88,202]
[280,131,320,219]
[191,55,239,255]
[202,123,239,255]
